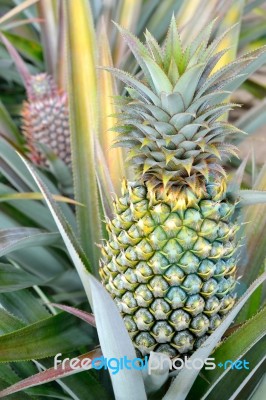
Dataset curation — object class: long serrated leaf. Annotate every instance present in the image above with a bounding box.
[200,338,266,400]
[31,359,107,400]
[163,272,266,400]
[223,46,266,93]
[104,66,160,105]
[0,289,49,324]
[0,348,102,398]
[0,354,106,399]
[0,99,22,145]
[98,20,125,194]
[228,154,249,194]
[50,303,96,327]
[95,138,115,220]
[65,0,101,271]
[0,228,61,258]
[0,192,80,205]
[0,263,45,292]
[0,183,58,231]
[0,312,92,362]
[19,155,147,400]
[187,305,266,399]
[0,308,24,334]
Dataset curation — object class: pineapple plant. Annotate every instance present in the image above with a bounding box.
[22,73,71,166]
[1,27,71,168]
[99,19,241,358]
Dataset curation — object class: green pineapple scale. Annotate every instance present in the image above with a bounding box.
[100,18,242,357]
[100,180,237,357]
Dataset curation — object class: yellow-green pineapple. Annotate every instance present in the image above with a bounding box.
[100,19,242,358]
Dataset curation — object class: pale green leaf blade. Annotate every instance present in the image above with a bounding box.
[89,276,147,400]
[103,66,160,105]
[142,54,173,95]
[173,64,205,107]
[0,228,61,258]
[235,99,266,141]
[240,165,266,285]
[98,20,125,194]
[239,190,266,206]
[65,0,102,270]
[228,155,249,194]
[0,192,80,205]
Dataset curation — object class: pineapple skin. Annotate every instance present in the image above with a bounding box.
[100,180,237,358]
[21,74,71,167]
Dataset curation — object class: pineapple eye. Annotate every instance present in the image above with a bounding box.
[137,219,145,229]
[165,219,176,230]
[154,204,162,213]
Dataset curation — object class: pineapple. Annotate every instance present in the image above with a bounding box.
[99,19,241,358]
[22,73,71,166]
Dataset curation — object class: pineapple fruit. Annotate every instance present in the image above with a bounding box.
[99,19,241,358]
[22,73,71,166]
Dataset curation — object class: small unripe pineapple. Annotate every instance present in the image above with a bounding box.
[99,19,245,358]
[22,74,71,166]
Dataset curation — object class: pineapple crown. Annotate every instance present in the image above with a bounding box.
[106,18,249,197]
[26,73,58,102]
